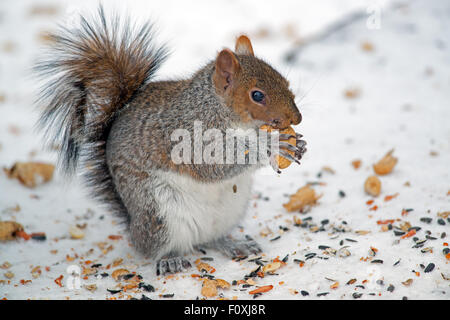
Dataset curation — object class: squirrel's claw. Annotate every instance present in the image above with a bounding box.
[295,138,307,161]
[279,133,296,141]
[279,141,298,153]
[279,149,301,165]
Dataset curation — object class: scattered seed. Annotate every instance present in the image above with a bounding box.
[200,257,214,262]
[255,260,265,266]
[262,262,282,274]
[437,219,446,226]
[69,226,85,239]
[424,263,435,273]
[364,175,381,196]
[107,288,122,295]
[421,247,433,253]
[305,253,316,260]
[317,292,329,297]
[420,217,432,224]
[338,247,351,258]
[84,284,97,292]
[249,285,273,295]
[402,279,413,287]
[300,290,309,296]
[371,259,383,264]
[387,284,395,292]
[30,232,46,241]
[352,292,363,299]
[111,268,130,282]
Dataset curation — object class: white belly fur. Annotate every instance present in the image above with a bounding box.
[153,169,255,256]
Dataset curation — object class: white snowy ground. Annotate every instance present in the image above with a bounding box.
[1,0,449,300]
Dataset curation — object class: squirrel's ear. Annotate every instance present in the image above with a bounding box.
[214,49,240,94]
[235,35,254,56]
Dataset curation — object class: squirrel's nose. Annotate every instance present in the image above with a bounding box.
[289,102,302,125]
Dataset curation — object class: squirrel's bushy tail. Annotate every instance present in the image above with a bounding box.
[35,6,167,219]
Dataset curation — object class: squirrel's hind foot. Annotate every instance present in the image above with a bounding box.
[203,235,262,260]
[156,256,192,276]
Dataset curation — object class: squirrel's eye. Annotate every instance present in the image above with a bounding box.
[251,90,265,103]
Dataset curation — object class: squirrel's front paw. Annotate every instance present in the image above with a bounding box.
[268,132,307,173]
[294,133,307,161]
[156,256,192,276]
[278,132,307,162]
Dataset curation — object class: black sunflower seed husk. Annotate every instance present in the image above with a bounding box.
[31,234,46,241]
[371,259,383,264]
[317,292,329,297]
[424,263,435,273]
[420,217,432,224]
[139,282,155,292]
[245,266,261,279]
[305,253,316,260]
[107,289,122,295]
[200,257,214,261]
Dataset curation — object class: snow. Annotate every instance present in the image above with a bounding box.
[0,0,449,300]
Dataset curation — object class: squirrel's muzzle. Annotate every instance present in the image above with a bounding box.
[275,102,301,128]
[289,102,302,125]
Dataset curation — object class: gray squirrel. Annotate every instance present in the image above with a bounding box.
[35,6,306,275]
